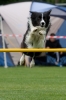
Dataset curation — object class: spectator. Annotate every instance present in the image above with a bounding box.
[46,33,62,66]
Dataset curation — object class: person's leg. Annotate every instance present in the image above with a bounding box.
[47,52,62,66]
[54,52,62,66]
[47,54,56,65]
[55,52,59,64]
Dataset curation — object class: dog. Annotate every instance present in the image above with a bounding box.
[19,10,51,67]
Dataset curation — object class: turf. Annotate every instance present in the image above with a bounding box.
[0,66,66,100]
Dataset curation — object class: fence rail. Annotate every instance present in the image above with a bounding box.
[0,48,66,52]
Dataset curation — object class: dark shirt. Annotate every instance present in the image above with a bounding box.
[46,39,62,48]
[46,39,62,57]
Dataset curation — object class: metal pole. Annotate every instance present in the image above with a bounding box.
[0,15,8,68]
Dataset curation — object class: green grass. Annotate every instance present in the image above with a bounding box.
[0,66,66,100]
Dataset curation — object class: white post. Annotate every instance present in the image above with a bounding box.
[0,15,8,68]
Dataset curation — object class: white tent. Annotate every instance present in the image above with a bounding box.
[0,2,31,44]
[0,2,31,66]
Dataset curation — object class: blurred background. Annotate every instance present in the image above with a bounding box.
[0,0,66,5]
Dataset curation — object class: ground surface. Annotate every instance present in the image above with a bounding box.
[0,66,66,100]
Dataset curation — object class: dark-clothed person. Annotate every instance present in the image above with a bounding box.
[46,33,62,66]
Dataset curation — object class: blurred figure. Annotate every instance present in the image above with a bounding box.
[46,33,62,66]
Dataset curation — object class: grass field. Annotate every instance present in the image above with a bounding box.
[0,66,66,100]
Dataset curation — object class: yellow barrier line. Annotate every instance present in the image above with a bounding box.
[0,48,66,52]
